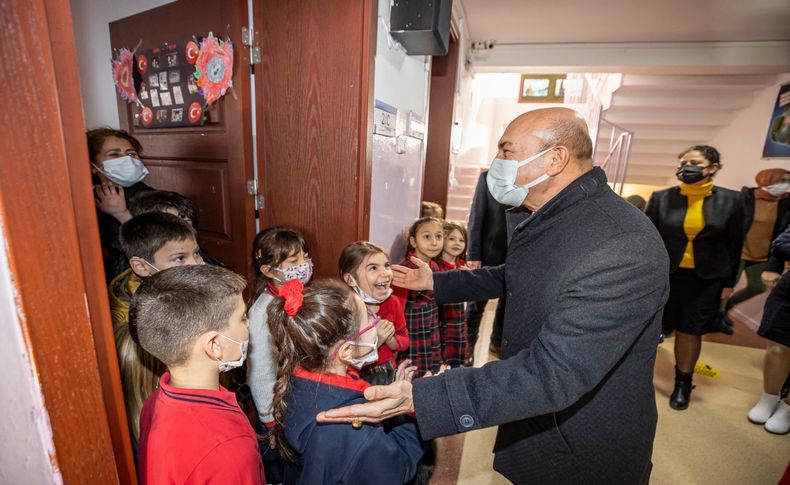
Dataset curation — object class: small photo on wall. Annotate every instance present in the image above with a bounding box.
[173,85,184,105]
[151,56,160,69]
[160,91,173,106]
[158,72,168,91]
[148,73,159,88]
[169,70,181,84]
[187,77,198,94]
[171,108,183,122]
[140,89,149,100]
[150,90,160,107]
[167,53,178,67]
[156,109,168,122]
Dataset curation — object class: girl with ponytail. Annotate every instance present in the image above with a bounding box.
[267,279,423,484]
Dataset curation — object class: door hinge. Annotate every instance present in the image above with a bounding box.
[241,26,253,47]
[251,47,261,64]
[254,195,265,210]
[247,179,258,195]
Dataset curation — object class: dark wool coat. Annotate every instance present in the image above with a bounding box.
[412,168,669,484]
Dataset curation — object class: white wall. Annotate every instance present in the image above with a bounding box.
[708,74,790,190]
[70,0,175,129]
[0,232,60,484]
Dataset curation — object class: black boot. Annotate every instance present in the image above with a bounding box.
[669,367,694,410]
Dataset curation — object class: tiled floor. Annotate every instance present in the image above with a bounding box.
[448,303,790,485]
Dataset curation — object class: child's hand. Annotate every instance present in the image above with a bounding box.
[376,319,396,344]
[94,183,132,222]
[424,364,450,377]
[395,359,417,382]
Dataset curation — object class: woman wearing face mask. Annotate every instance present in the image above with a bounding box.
[87,128,154,281]
[646,145,746,410]
[722,169,790,327]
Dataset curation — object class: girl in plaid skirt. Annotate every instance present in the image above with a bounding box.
[393,217,444,376]
[435,221,469,368]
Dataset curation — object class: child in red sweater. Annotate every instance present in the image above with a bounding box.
[339,241,411,384]
[133,265,264,484]
[435,221,469,368]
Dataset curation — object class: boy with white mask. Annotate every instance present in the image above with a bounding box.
[133,265,264,484]
[86,128,155,281]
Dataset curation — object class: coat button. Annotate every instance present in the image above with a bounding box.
[459,414,474,428]
[507,291,513,297]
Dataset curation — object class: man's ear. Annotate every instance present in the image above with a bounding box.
[129,257,152,278]
[547,146,572,176]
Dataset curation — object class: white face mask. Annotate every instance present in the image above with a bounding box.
[487,146,554,207]
[345,336,379,370]
[215,332,249,372]
[764,182,790,197]
[94,155,149,187]
[273,259,313,285]
[350,275,392,305]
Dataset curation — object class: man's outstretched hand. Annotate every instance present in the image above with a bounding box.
[392,256,434,292]
[316,380,415,424]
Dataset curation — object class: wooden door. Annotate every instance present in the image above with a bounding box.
[110,0,256,279]
[2,0,125,481]
[253,0,376,278]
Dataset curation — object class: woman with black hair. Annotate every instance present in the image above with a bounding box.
[646,145,745,410]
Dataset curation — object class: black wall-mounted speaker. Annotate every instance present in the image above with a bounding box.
[389,0,453,56]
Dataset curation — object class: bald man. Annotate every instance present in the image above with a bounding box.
[320,108,669,484]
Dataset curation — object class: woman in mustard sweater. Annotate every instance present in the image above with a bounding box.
[646,145,745,410]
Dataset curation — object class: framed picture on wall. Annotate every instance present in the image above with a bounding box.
[519,74,566,103]
[762,82,790,158]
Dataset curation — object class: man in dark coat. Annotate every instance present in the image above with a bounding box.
[465,170,510,356]
[319,108,669,484]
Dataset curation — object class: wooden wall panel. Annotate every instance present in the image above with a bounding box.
[422,39,460,212]
[0,0,121,481]
[255,0,376,278]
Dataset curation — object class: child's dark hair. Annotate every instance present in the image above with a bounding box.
[421,201,443,218]
[443,221,468,260]
[129,190,196,223]
[267,280,360,461]
[679,145,721,166]
[119,212,197,262]
[131,265,246,367]
[251,226,310,297]
[404,216,443,256]
[338,241,389,279]
[86,128,143,164]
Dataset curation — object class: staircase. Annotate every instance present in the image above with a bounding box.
[606,74,777,186]
[446,165,483,224]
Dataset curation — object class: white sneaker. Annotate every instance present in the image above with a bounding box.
[764,401,790,435]
[747,392,781,424]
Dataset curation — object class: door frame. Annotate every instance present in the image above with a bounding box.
[1,0,134,482]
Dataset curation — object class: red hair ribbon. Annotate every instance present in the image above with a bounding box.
[280,279,305,316]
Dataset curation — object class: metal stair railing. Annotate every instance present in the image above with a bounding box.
[594,118,633,195]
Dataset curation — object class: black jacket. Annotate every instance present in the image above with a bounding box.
[742,187,790,273]
[646,185,745,287]
[466,171,509,266]
[413,168,668,484]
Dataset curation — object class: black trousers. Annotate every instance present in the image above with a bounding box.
[466,296,506,349]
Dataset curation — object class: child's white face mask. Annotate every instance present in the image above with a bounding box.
[343,322,379,369]
[215,332,249,372]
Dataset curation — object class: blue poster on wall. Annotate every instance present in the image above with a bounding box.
[763,82,790,158]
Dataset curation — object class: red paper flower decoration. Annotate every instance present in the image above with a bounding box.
[112,48,138,104]
[280,280,305,317]
[141,107,153,126]
[193,33,233,105]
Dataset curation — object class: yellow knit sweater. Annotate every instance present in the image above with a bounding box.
[679,181,714,268]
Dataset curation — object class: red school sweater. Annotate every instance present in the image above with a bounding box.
[372,294,410,365]
[138,372,264,485]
